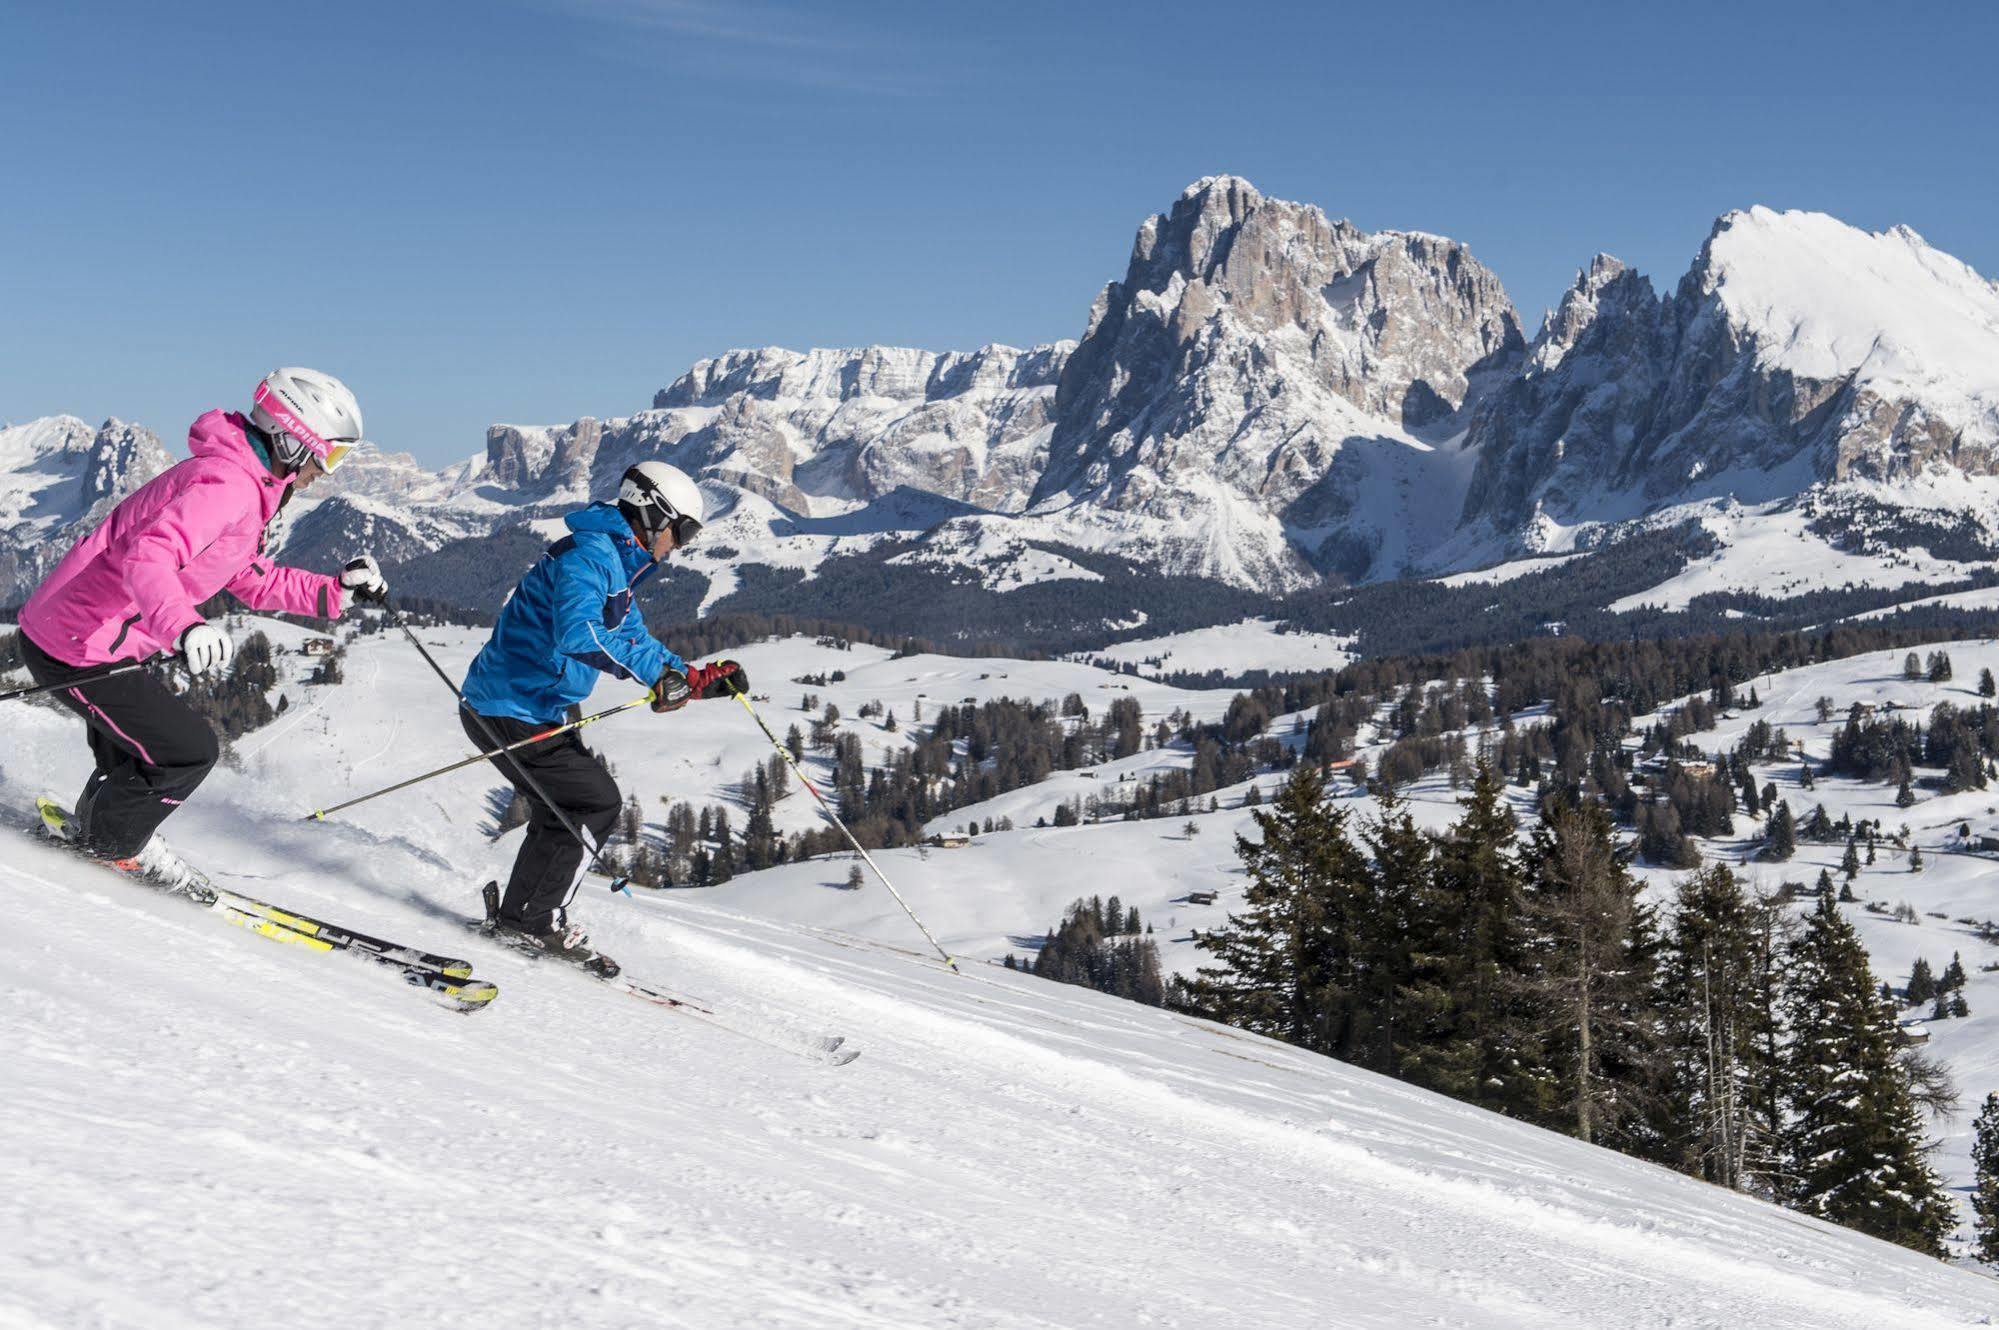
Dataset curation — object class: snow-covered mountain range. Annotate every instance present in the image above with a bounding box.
[9,178,1999,646]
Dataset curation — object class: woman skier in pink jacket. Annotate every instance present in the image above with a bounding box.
[17,368,391,888]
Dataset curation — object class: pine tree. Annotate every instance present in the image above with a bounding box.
[1398,764,1540,1117]
[1760,801,1796,861]
[1939,952,1968,993]
[1903,652,1924,681]
[1522,799,1663,1150]
[1972,1092,1999,1264]
[1189,763,1368,1055]
[1353,786,1432,1076]
[1896,774,1916,808]
[1659,865,1782,1191]
[1981,667,1997,699]
[1904,957,1936,1006]
[1779,894,1956,1256]
[1839,840,1861,881]
[1910,844,1924,872]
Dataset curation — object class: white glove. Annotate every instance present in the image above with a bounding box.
[176,622,234,676]
[340,554,388,605]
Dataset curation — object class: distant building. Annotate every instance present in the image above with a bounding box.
[930,833,971,849]
[301,637,335,656]
[1975,834,1999,853]
[1186,891,1217,906]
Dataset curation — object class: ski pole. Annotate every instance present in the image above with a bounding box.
[1,657,153,703]
[304,693,655,822]
[383,604,639,893]
[728,682,958,971]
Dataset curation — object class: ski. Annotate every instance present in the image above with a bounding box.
[214,903,500,1012]
[470,883,856,1064]
[609,972,857,1065]
[37,797,478,978]
[34,798,498,1013]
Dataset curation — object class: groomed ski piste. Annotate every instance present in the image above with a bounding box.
[5,624,1998,1328]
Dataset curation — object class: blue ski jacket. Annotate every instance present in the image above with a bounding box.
[461,503,686,725]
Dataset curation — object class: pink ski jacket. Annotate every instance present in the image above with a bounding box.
[19,410,345,667]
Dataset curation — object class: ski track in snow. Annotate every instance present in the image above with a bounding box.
[3,625,1997,1327]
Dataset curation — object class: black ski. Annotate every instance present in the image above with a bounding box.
[471,882,856,1064]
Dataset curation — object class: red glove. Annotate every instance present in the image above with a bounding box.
[651,660,747,714]
[687,659,748,700]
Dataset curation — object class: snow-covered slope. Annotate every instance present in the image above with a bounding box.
[4,631,1997,1326]
[1076,618,1356,678]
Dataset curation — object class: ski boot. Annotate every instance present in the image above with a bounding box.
[108,834,216,901]
[37,798,214,901]
[480,882,619,978]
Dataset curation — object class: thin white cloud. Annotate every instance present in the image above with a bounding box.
[545,0,943,95]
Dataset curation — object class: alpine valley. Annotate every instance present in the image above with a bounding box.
[9,176,1999,660]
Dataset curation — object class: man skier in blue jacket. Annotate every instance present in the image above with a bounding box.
[460,461,747,973]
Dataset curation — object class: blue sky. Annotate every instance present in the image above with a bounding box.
[3,0,1994,465]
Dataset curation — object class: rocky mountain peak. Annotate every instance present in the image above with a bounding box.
[78,418,171,507]
[1459,205,1999,549]
[1529,254,1638,372]
[1028,177,1526,586]
[656,344,1066,412]
[0,416,172,605]
[484,418,603,496]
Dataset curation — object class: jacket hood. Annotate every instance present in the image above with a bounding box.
[566,501,654,580]
[189,410,294,489]
[565,502,635,538]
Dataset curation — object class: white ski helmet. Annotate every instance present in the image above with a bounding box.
[617,460,704,548]
[250,367,364,473]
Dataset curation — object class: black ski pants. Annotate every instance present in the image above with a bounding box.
[19,631,219,859]
[461,706,621,934]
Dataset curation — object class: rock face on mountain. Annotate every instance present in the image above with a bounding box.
[0,417,171,606]
[1459,208,1999,549]
[630,343,1072,514]
[484,419,603,499]
[1031,175,1525,586]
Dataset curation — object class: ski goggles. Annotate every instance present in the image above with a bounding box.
[253,382,359,472]
[666,511,703,547]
